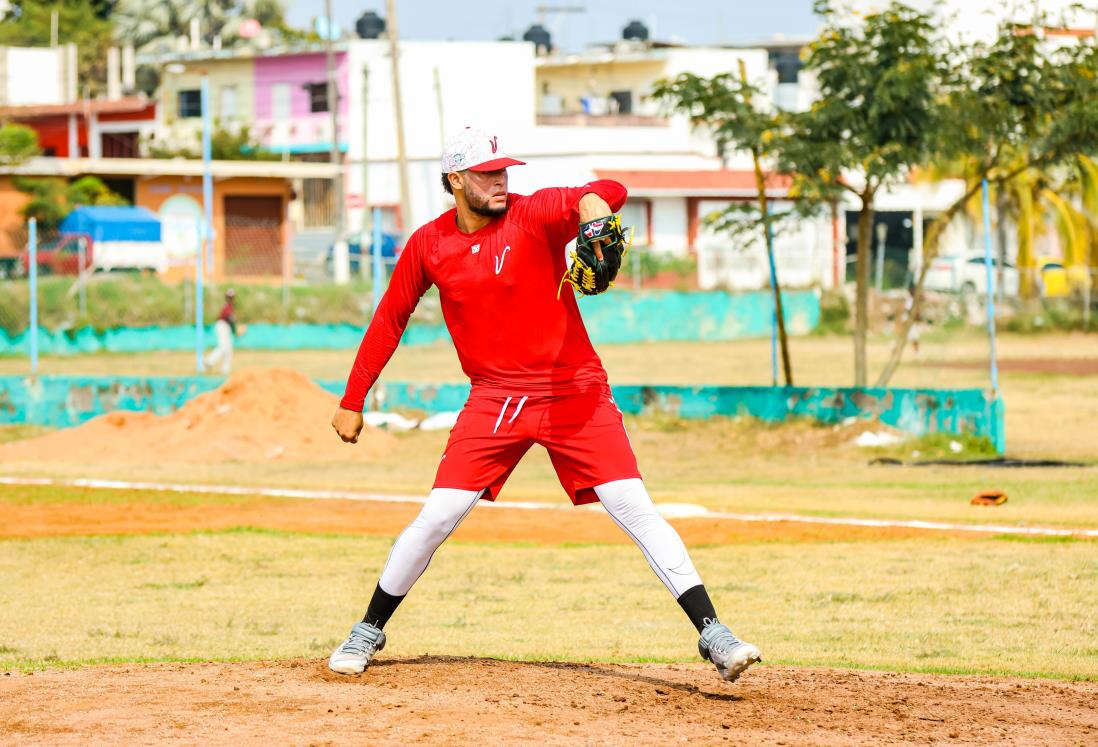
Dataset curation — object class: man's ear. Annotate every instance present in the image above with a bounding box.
[448,172,463,192]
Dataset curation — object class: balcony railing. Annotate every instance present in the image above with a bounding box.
[535,113,670,127]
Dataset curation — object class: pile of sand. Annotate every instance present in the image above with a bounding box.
[0,368,395,464]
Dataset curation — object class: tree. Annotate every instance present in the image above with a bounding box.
[875,20,1098,385]
[67,176,128,208]
[658,1,949,388]
[0,124,40,165]
[0,0,115,96]
[113,0,291,53]
[785,1,949,386]
[14,177,69,227]
[653,64,803,385]
[145,123,279,161]
[14,175,128,228]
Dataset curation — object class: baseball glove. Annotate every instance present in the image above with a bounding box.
[559,214,630,297]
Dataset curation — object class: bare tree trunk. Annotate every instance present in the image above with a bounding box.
[875,197,970,387]
[854,195,875,387]
[749,153,793,386]
[876,160,1050,389]
[738,58,793,386]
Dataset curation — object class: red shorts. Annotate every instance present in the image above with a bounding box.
[433,385,641,505]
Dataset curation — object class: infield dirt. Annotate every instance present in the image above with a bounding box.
[3,658,1097,745]
[0,368,395,465]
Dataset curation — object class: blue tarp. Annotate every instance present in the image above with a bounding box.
[59,206,162,243]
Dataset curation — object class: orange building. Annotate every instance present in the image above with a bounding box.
[0,157,337,281]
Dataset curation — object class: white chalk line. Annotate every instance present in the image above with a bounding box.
[2,475,1097,539]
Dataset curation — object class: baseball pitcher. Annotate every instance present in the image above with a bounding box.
[328,127,761,683]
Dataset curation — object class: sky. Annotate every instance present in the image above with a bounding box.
[285,0,823,50]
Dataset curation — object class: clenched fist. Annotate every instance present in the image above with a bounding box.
[332,407,365,444]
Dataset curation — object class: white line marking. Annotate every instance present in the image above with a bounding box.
[2,475,1096,538]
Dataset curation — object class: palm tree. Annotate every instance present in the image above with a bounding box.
[1007,156,1097,301]
[113,0,287,52]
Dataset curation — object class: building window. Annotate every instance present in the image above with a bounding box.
[101,131,139,158]
[220,85,238,119]
[609,90,633,114]
[272,82,291,119]
[306,82,330,113]
[619,200,649,246]
[303,177,335,228]
[178,89,201,118]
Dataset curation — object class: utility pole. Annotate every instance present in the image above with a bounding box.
[201,73,214,278]
[324,0,349,283]
[361,64,371,279]
[386,0,412,237]
[433,66,445,151]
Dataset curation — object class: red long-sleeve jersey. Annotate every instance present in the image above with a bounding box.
[340,179,628,411]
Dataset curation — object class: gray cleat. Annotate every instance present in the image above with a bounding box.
[328,621,386,674]
[698,621,761,682]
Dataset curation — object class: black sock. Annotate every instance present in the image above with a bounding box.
[677,584,719,633]
[362,583,405,629]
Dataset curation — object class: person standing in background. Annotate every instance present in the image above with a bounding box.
[204,288,244,374]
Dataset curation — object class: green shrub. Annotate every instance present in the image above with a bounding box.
[813,290,850,335]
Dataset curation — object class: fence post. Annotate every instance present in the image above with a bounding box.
[28,218,38,375]
[372,206,384,312]
[282,201,292,314]
[201,74,215,275]
[981,178,999,397]
[77,235,87,317]
[196,217,205,373]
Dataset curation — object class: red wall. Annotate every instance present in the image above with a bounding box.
[14,104,156,157]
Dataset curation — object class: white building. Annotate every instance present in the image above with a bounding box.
[342,37,836,290]
[842,0,1097,44]
[143,32,840,290]
[0,45,77,106]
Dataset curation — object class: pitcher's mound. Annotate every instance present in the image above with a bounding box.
[0,368,395,464]
[2,658,1096,745]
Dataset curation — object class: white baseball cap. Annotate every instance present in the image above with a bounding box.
[441,127,525,174]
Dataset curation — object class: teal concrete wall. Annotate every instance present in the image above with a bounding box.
[0,290,819,354]
[0,323,450,355]
[0,374,1004,450]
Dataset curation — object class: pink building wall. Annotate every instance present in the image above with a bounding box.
[255,52,348,117]
[254,51,348,151]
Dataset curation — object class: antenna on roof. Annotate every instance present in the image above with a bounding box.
[534,4,585,51]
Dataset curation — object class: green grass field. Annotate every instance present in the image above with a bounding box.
[1,331,1096,682]
[1,527,1095,679]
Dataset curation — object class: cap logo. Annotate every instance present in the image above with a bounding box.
[489,136,498,154]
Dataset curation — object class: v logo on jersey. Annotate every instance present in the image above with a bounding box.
[494,245,511,275]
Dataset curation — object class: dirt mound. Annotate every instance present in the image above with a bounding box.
[0,368,394,464]
[2,658,1095,745]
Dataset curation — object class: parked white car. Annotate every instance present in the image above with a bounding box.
[924,254,1019,297]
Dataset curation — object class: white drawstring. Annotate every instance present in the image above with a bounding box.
[492,396,513,434]
[492,395,529,434]
[508,396,528,424]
